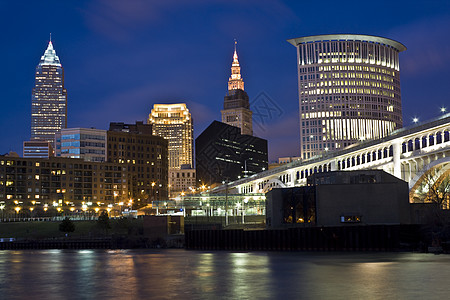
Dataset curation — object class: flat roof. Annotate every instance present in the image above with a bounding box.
[287,34,406,52]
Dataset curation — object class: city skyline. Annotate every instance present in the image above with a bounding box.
[1,1,450,162]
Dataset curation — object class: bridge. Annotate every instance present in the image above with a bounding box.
[212,113,450,202]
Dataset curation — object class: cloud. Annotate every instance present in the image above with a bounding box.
[187,101,217,126]
[81,0,296,41]
[82,0,173,41]
[70,84,155,129]
[388,14,450,76]
[253,111,300,161]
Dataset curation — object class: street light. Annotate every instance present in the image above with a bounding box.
[129,199,133,210]
[441,107,447,113]
[15,206,21,219]
[413,117,419,123]
[0,203,5,221]
[151,182,156,202]
[243,197,249,224]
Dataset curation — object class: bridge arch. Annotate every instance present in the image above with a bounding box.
[262,178,286,193]
[409,157,450,196]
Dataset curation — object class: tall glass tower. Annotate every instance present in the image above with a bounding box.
[31,38,67,144]
[288,34,406,159]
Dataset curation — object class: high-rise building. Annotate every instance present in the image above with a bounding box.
[196,121,268,187]
[221,41,253,136]
[55,128,107,162]
[31,38,67,144]
[107,122,169,207]
[288,34,406,159]
[148,104,193,169]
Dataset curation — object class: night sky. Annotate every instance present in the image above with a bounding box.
[1,0,449,162]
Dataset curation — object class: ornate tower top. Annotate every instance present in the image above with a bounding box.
[228,40,244,91]
[39,38,61,67]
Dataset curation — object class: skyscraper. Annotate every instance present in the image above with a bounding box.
[196,121,268,186]
[148,103,194,169]
[288,34,406,159]
[31,38,67,144]
[221,41,253,136]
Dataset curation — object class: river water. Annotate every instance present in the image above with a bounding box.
[0,250,448,299]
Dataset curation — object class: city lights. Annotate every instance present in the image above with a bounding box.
[289,34,405,159]
[31,40,67,143]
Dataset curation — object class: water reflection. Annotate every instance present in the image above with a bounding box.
[0,251,449,299]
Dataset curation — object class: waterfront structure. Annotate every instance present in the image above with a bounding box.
[31,38,67,144]
[288,34,406,159]
[0,156,128,216]
[169,164,196,197]
[23,141,54,158]
[221,41,253,136]
[266,170,411,228]
[107,122,169,207]
[211,113,450,207]
[148,103,193,169]
[55,128,106,162]
[196,121,268,186]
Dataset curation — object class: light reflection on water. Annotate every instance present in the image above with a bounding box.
[0,250,449,299]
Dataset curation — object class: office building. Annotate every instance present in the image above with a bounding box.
[288,34,406,159]
[169,165,196,197]
[55,128,106,162]
[148,103,193,169]
[221,41,253,136]
[196,121,268,186]
[0,155,128,216]
[31,38,67,144]
[23,141,54,159]
[107,122,169,207]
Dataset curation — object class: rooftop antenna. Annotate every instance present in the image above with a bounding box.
[49,33,52,42]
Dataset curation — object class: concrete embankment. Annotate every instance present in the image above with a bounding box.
[185,225,423,251]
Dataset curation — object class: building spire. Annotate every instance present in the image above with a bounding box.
[228,39,244,91]
[39,36,61,67]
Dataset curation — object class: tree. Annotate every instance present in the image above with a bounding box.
[414,167,450,209]
[413,166,450,246]
[97,211,111,233]
[59,217,75,234]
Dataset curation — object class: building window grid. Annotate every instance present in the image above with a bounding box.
[296,37,404,158]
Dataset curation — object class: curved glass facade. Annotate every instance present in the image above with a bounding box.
[288,34,406,159]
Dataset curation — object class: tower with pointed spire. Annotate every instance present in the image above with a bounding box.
[31,36,67,144]
[228,40,245,91]
[221,40,253,136]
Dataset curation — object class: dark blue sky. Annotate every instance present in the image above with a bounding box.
[1,0,449,161]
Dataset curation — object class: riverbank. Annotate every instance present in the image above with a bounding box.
[1,217,448,252]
